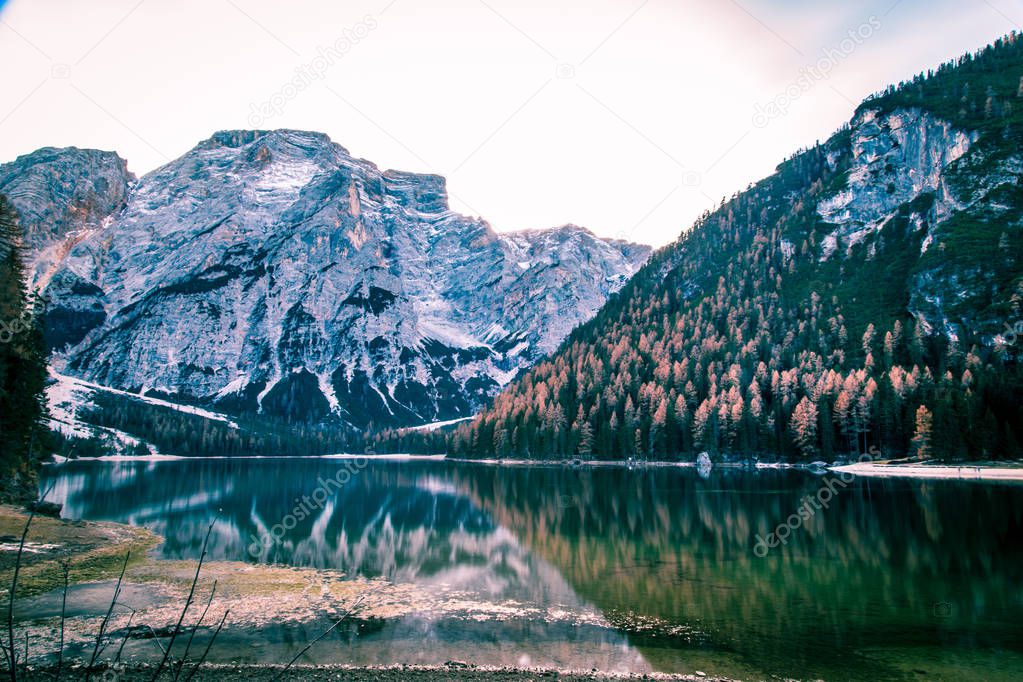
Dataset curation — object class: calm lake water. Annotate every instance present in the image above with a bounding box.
[40,458,1023,681]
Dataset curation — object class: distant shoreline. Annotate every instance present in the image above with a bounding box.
[46,453,448,463]
[45,454,1023,483]
[830,462,1023,482]
[30,664,734,681]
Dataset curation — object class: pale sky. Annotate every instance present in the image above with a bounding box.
[0,0,1020,246]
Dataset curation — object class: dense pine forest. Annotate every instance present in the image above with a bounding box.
[79,391,357,457]
[0,196,48,498]
[449,36,1023,462]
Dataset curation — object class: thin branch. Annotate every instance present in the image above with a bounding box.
[182,609,229,682]
[55,558,71,680]
[173,580,217,681]
[5,478,55,682]
[114,608,137,663]
[151,515,218,681]
[97,600,134,660]
[86,551,130,678]
[144,626,167,655]
[275,593,371,680]
[6,515,31,681]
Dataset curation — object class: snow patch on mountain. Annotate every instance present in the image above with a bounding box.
[4,131,650,429]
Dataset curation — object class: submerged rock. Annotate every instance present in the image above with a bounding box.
[26,500,62,518]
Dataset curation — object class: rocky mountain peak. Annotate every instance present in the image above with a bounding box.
[1,131,650,429]
[0,146,134,248]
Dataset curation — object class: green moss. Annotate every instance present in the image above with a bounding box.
[0,506,160,598]
[16,536,158,597]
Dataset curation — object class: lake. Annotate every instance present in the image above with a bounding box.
[40,458,1023,680]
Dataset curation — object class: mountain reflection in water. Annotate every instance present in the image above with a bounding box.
[42,459,1023,680]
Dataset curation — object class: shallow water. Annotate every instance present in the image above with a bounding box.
[40,458,1023,680]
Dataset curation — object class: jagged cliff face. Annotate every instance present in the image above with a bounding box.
[0,130,648,428]
[817,106,1021,341]
[0,147,135,289]
[817,108,977,253]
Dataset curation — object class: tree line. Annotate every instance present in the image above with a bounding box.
[0,196,48,500]
[447,36,1023,462]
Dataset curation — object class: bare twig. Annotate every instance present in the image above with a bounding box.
[144,626,167,655]
[275,592,370,680]
[151,515,218,681]
[96,600,134,661]
[6,509,33,681]
[114,607,137,663]
[86,551,130,679]
[173,580,217,681]
[182,609,229,682]
[55,556,71,680]
[5,478,55,682]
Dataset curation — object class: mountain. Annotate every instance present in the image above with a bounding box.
[0,131,649,430]
[452,35,1023,462]
[0,147,135,288]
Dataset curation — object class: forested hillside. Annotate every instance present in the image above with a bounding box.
[451,35,1023,462]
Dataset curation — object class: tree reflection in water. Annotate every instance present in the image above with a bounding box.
[44,460,1023,680]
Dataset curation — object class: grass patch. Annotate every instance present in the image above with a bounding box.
[0,505,160,598]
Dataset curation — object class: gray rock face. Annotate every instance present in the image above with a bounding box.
[817,108,977,259]
[0,146,135,288]
[816,107,1023,343]
[3,130,649,428]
